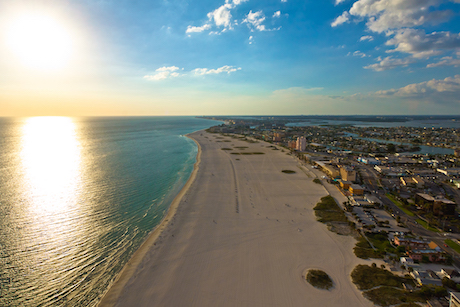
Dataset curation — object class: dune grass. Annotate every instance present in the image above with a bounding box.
[306,270,333,290]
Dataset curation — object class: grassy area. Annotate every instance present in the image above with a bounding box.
[230,152,265,155]
[354,237,383,259]
[313,178,322,185]
[415,218,440,232]
[306,270,333,290]
[313,196,348,223]
[281,170,296,174]
[385,194,415,217]
[351,264,413,290]
[363,286,425,307]
[445,239,460,253]
[221,148,233,150]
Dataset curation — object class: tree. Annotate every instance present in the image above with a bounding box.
[387,143,396,153]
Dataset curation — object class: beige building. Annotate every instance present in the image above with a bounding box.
[339,166,356,182]
[296,136,306,151]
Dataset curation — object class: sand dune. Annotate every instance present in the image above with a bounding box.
[99,131,375,307]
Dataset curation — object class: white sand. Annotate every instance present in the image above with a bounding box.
[99,131,376,307]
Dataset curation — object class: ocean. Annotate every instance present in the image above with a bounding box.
[0,116,220,307]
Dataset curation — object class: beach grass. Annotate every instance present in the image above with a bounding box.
[313,196,348,223]
[353,237,383,259]
[306,270,333,290]
[281,170,296,174]
[351,264,412,290]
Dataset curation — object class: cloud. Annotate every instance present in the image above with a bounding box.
[347,0,452,33]
[193,65,241,75]
[335,0,347,4]
[350,50,369,58]
[375,75,460,99]
[207,3,234,28]
[145,65,241,80]
[331,11,350,27]
[281,0,287,2]
[364,56,415,71]
[427,56,460,67]
[360,35,374,42]
[332,0,459,33]
[243,10,267,31]
[144,66,181,80]
[273,11,281,18]
[385,29,460,58]
[186,24,212,33]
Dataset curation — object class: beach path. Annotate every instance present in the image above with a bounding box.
[100,131,373,307]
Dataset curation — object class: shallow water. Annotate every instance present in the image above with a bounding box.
[0,116,219,306]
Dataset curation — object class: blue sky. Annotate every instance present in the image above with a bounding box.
[0,0,459,116]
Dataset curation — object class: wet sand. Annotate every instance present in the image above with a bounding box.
[99,131,374,307]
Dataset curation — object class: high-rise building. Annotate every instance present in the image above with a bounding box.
[296,136,306,151]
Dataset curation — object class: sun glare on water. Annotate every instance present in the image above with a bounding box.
[5,12,74,71]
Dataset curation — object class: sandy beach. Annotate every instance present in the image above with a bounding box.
[99,131,375,307]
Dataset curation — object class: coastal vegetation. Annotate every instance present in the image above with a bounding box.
[353,237,383,259]
[230,152,265,155]
[281,170,296,174]
[221,148,233,150]
[313,196,348,223]
[306,270,333,290]
[351,264,448,306]
[313,178,322,184]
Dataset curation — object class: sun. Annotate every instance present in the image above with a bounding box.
[5,11,74,71]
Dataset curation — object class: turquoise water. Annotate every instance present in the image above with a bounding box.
[0,116,220,307]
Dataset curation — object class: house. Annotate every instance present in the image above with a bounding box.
[449,292,460,307]
[415,193,457,215]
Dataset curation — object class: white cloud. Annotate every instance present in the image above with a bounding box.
[427,56,460,67]
[350,50,369,58]
[186,24,212,33]
[331,11,350,27]
[144,66,182,81]
[364,56,415,71]
[349,0,452,33]
[376,75,460,98]
[273,11,281,18]
[360,35,374,42]
[281,0,287,2]
[145,65,241,80]
[332,0,455,33]
[207,3,233,28]
[385,29,460,58]
[243,10,267,31]
[249,35,254,44]
[335,0,347,4]
[193,65,241,75]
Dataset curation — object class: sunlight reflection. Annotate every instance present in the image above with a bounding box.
[21,117,81,213]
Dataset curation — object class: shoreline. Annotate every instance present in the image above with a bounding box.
[98,133,202,307]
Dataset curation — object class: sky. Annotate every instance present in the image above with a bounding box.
[0,0,460,116]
